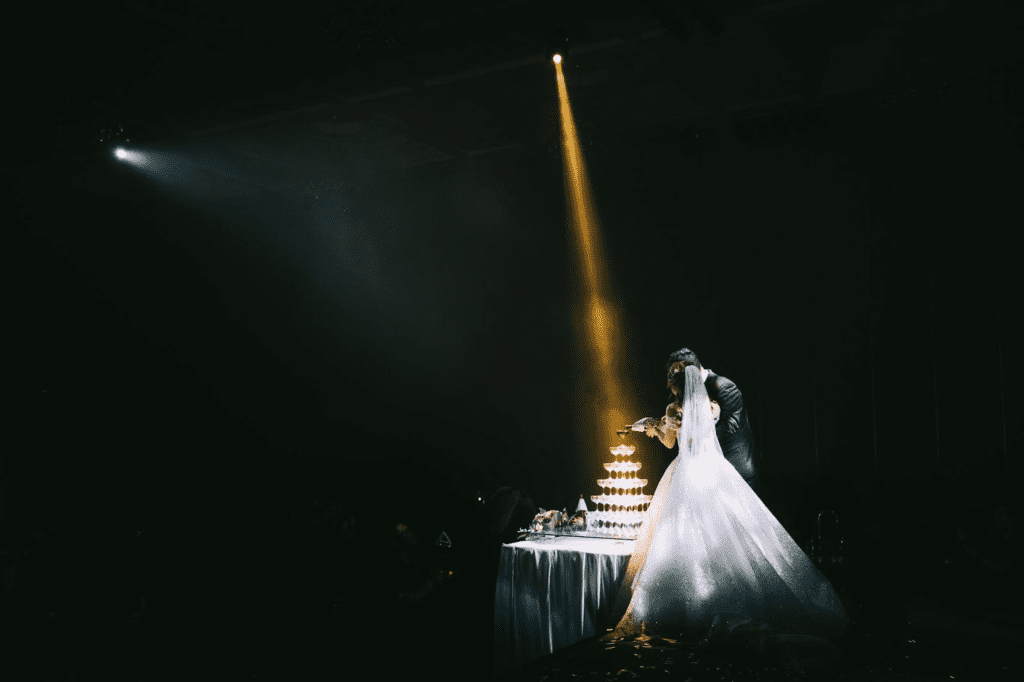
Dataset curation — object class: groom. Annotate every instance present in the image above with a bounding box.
[634,348,763,496]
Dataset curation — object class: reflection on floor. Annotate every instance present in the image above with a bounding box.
[499,593,1022,681]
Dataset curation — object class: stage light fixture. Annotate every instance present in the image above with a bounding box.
[546,32,569,66]
[115,147,128,159]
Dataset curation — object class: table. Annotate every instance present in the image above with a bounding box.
[493,535,635,676]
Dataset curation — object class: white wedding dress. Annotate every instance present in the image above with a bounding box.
[609,365,848,641]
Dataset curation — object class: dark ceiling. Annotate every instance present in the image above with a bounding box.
[17,0,1017,174]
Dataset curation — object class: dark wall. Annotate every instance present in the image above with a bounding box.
[9,59,1022,521]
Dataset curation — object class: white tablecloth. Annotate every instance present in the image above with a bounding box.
[493,535,635,675]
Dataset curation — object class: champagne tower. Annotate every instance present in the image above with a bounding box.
[589,444,653,538]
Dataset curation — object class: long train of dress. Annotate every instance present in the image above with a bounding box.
[608,367,848,642]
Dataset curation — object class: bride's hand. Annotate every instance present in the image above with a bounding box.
[631,418,660,437]
[630,418,654,432]
[710,400,721,424]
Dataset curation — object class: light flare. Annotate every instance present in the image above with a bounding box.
[554,59,637,451]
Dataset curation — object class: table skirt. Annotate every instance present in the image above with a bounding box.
[493,536,634,675]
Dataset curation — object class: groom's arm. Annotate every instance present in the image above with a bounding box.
[709,375,745,437]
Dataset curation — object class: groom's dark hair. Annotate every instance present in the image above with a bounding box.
[665,348,702,373]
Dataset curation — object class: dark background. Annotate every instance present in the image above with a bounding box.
[2,0,1022,679]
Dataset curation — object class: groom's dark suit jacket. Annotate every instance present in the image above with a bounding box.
[705,371,759,483]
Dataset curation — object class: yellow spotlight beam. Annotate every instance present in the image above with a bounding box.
[553,55,637,452]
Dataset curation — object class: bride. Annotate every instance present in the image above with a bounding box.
[606,359,848,642]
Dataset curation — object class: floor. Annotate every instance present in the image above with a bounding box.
[496,595,1022,682]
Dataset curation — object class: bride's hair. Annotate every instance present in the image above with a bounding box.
[665,348,702,398]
